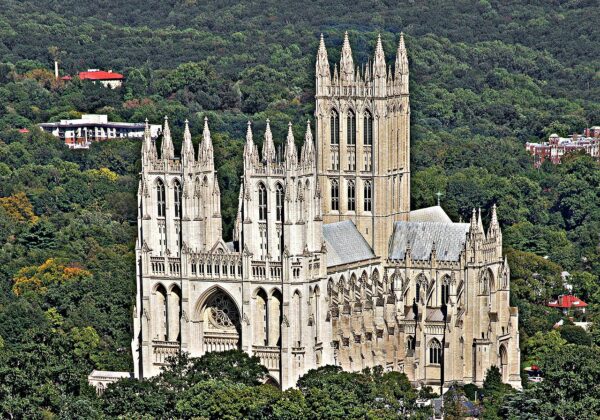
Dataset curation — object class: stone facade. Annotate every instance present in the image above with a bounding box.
[128,33,521,392]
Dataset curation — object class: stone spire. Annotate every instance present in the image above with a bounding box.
[284,122,297,169]
[262,119,276,163]
[181,119,195,164]
[332,63,339,85]
[340,31,354,84]
[488,203,501,238]
[244,121,256,167]
[395,32,409,93]
[373,34,387,79]
[477,207,485,235]
[316,33,330,78]
[301,120,315,166]
[141,118,156,164]
[161,116,174,160]
[199,116,214,165]
[469,208,477,234]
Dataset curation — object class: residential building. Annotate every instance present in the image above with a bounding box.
[39,114,161,149]
[526,127,600,167]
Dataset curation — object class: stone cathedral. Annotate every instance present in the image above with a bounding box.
[97,33,522,392]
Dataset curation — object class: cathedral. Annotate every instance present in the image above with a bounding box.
[93,32,522,392]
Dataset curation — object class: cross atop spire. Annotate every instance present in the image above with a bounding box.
[262,119,276,163]
[161,115,174,160]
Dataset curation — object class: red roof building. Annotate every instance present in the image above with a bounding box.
[548,294,588,313]
[77,69,123,88]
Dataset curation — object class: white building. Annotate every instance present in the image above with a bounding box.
[39,114,162,149]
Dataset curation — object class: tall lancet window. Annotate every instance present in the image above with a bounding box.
[347,110,356,145]
[258,182,267,221]
[364,111,373,145]
[363,180,372,212]
[156,179,166,218]
[330,110,339,145]
[173,180,182,219]
[331,179,339,211]
[347,180,356,211]
[275,183,284,222]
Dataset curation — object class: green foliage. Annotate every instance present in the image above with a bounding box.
[523,330,567,367]
[502,345,600,419]
[559,325,592,346]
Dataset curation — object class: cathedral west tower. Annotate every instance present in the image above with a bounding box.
[315,32,410,258]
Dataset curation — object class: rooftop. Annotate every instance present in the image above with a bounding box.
[78,70,124,81]
[548,294,588,309]
[389,221,470,261]
[323,220,376,267]
[409,206,452,223]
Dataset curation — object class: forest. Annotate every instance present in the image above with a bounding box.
[0,0,599,417]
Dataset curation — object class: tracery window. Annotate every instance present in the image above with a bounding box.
[347,180,355,211]
[258,182,267,221]
[331,179,339,211]
[173,180,182,218]
[363,180,372,212]
[428,339,442,364]
[330,110,339,145]
[441,282,450,305]
[275,183,284,222]
[364,111,373,145]
[407,335,416,355]
[156,179,166,217]
[347,110,356,145]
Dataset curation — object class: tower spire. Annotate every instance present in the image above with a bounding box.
[373,33,386,79]
[200,116,214,165]
[161,116,174,160]
[395,32,409,93]
[262,119,276,163]
[181,119,195,164]
[340,31,354,84]
[244,121,256,167]
[316,33,330,78]
[301,119,315,166]
[142,118,156,164]
[284,122,297,169]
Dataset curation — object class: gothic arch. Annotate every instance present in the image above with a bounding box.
[195,286,241,354]
[499,344,509,382]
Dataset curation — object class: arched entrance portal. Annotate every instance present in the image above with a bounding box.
[198,289,241,354]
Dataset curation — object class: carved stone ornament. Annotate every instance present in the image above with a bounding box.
[281,315,290,327]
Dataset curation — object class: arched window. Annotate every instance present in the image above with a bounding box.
[347,110,356,145]
[364,111,373,145]
[275,183,284,222]
[363,180,372,212]
[330,110,339,145]
[415,282,420,303]
[428,339,442,364]
[258,183,267,221]
[156,179,166,217]
[407,335,416,355]
[173,180,182,218]
[441,281,450,305]
[331,179,339,211]
[347,180,355,211]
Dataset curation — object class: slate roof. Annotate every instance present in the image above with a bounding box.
[409,206,452,223]
[323,220,375,267]
[389,221,470,261]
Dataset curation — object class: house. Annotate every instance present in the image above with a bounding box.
[39,114,161,149]
[78,69,124,88]
[547,294,588,315]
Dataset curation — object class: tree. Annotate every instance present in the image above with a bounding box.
[523,330,566,366]
[559,325,592,346]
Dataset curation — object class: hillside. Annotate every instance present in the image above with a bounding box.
[0,0,599,417]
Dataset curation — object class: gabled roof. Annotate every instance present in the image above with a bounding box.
[323,220,375,268]
[409,206,452,223]
[548,294,588,309]
[389,221,470,261]
[79,70,124,80]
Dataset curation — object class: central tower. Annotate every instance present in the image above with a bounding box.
[315,32,410,257]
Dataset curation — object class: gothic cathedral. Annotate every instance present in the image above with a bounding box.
[127,33,521,391]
